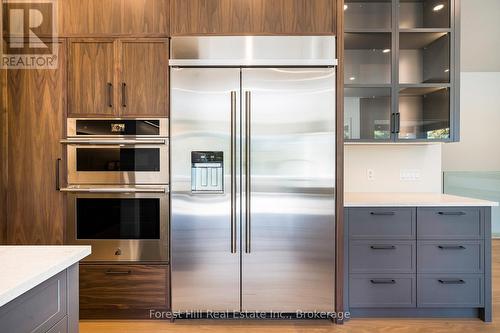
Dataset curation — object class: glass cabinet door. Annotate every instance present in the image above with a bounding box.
[345,0,392,30]
[345,87,392,141]
[399,0,450,29]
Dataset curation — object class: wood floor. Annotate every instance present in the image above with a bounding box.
[80,240,500,333]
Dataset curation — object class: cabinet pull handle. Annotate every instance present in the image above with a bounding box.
[438,279,465,285]
[121,82,127,107]
[107,82,113,108]
[438,245,466,250]
[370,279,396,285]
[370,245,396,250]
[370,211,395,216]
[55,158,61,191]
[394,113,400,133]
[105,270,132,275]
[438,211,466,216]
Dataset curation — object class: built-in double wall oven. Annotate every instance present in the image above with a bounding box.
[61,119,169,262]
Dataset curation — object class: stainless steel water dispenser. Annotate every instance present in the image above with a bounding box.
[191,151,224,193]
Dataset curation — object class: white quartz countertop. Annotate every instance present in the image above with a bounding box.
[0,246,91,307]
[345,192,499,207]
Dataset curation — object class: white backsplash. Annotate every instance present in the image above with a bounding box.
[345,144,442,193]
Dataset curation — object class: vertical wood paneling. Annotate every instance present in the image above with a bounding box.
[6,41,66,245]
[170,0,335,35]
[335,0,344,323]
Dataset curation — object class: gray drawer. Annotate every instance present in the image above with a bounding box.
[348,208,416,239]
[47,317,68,333]
[417,241,483,273]
[417,274,484,307]
[350,240,415,273]
[417,207,483,239]
[349,274,416,308]
[0,271,67,333]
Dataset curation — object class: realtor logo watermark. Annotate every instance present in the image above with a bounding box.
[1,0,58,69]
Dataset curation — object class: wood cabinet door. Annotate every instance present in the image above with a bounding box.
[121,0,169,36]
[68,40,117,117]
[6,42,66,244]
[119,40,169,117]
[170,0,335,35]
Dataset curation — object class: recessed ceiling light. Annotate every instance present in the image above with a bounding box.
[349,77,356,81]
[433,4,445,11]
[344,4,348,10]
[382,49,391,53]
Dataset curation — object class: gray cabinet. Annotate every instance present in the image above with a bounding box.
[0,265,79,333]
[345,206,492,321]
[344,0,460,142]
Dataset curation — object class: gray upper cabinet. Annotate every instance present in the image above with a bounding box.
[344,0,460,142]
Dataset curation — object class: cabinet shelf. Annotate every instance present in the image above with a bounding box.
[399,0,451,29]
[345,0,392,30]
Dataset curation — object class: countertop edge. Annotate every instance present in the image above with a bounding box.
[0,246,91,308]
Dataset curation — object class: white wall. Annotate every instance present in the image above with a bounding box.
[345,144,442,193]
[442,72,500,171]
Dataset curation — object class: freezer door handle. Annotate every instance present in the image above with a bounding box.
[245,91,252,254]
[231,91,237,254]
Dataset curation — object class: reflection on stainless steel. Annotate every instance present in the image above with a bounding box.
[242,68,335,312]
[66,185,169,262]
[171,36,336,314]
[170,36,337,67]
[65,118,169,185]
[171,68,241,312]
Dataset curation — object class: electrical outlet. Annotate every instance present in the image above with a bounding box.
[400,169,420,181]
[367,169,375,181]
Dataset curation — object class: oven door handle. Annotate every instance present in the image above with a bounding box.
[59,187,169,194]
[60,139,167,145]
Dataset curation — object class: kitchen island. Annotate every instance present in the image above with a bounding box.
[0,246,91,333]
[344,193,498,322]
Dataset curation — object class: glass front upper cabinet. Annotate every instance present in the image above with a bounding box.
[345,0,392,30]
[399,0,451,29]
[345,87,392,141]
[345,32,392,85]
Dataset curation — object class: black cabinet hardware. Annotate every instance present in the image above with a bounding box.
[55,158,61,191]
[438,245,466,250]
[370,245,396,250]
[370,279,396,284]
[105,270,132,275]
[438,279,465,285]
[121,82,127,107]
[107,82,113,108]
[370,211,395,216]
[438,211,466,216]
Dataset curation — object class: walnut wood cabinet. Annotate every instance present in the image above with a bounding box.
[170,0,336,35]
[68,39,169,118]
[4,41,66,245]
[59,0,169,37]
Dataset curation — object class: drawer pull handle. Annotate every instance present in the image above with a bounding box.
[438,279,465,285]
[105,270,132,275]
[370,212,395,216]
[438,245,466,250]
[370,279,396,284]
[438,211,466,216]
[370,245,396,250]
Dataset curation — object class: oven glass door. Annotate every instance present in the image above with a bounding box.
[67,143,169,184]
[67,189,169,262]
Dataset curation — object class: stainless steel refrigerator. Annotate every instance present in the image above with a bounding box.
[170,36,337,314]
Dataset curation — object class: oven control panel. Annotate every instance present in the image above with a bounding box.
[191,151,224,194]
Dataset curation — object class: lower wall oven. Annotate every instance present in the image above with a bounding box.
[62,185,169,262]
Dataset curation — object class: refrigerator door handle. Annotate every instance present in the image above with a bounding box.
[231,91,237,254]
[245,91,252,254]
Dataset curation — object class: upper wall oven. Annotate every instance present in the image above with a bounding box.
[63,119,169,185]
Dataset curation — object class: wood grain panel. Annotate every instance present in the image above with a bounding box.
[335,0,344,324]
[6,41,66,245]
[119,39,169,117]
[79,264,169,316]
[68,40,117,117]
[170,0,335,35]
[60,0,122,36]
[121,0,169,36]
[60,0,169,37]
